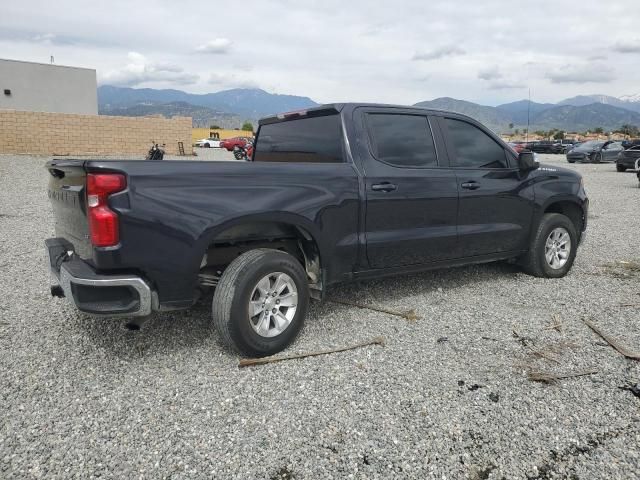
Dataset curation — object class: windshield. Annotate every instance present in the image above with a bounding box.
[580,141,604,148]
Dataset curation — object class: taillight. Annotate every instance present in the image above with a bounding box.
[86,173,126,247]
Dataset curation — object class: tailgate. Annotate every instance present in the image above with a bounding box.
[46,160,92,259]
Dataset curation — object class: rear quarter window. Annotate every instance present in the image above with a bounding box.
[253,114,343,163]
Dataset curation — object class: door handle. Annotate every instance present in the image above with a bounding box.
[371,182,397,192]
[461,181,480,190]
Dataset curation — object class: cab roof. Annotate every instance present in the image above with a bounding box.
[258,103,455,125]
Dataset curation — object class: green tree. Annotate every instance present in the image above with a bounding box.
[553,130,565,140]
[514,128,520,136]
[594,127,604,134]
[508,123,514,130]
[241,121,254,132]
[210,124,221,129]
[620,124,639,136]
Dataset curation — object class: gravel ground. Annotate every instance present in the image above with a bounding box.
[1,154,639,479]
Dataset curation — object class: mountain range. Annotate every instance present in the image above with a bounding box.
[98,85,317,122]
[415,95,640,133]
[99,85,640,133]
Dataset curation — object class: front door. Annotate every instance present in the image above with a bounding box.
[439,116,535,257]
[358,109,459,269]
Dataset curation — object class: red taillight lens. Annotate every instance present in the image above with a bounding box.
[86,173,126,247]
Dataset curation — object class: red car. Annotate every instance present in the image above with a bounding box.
[220,137,252,151]
[507,142,527,154]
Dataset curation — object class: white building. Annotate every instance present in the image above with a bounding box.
[0,58,97,114]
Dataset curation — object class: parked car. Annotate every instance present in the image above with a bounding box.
[45,103,588,357]
[559,140,577,153]
[220,137,252,151]
[566,140,623,163]
[195,138,221,148]
[621,139,640,149]
[616,146,640,172]
[527,141,564,154]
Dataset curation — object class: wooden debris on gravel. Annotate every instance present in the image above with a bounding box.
[583,318,640,361]
[238,336,386,368]
[328,299,420,321]
[528,369,599,384]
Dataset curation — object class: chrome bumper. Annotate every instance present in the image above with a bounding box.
[46,238,153,317]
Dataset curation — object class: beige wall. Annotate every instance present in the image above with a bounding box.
[0,110,192,155]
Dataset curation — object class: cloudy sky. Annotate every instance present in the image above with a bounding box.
[2,0,640,105]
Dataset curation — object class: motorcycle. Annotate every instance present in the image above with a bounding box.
[146,141,165,160]
[233,141,253,160]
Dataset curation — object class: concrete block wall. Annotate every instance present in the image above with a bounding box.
[0,110,192,155]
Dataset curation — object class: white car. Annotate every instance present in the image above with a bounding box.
[195,138,221,148]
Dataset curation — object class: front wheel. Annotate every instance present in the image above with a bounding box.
[212,249,309,357]
[616,164,626,172]
[520,213,578,278]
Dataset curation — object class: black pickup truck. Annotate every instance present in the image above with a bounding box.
[46,104,588,356]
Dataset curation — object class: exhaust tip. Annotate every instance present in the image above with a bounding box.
[125,322,141,331]
[50,285,65,298]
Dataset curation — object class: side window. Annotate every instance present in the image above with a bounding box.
[445,118,508,168]
[253,114,343,163]
[366,113,438,168]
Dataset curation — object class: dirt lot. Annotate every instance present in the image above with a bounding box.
[1,154,639,479]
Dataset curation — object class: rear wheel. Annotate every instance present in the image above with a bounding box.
[520,213,578,278]
[204,143,211,148]
[212,249,309,357]
[616,164,626,172]
[593,153,602,163]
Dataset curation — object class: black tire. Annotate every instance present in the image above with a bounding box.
[212,249,309,357]
[567,160,575,164]
[204,143,211,148]
[520,213,578,278]
[616,164,626,172]
[593,153,602,163]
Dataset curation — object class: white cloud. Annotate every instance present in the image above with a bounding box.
[196,38,232,54]
[488,82,526,90]
[31,33,56,44]
[412,45,465,61]
[208,72,260,90]
[2,0,640,104]
[99,52,199,87]
[478,66,502,81]
[546,64,615,84]
[612,39,640,53]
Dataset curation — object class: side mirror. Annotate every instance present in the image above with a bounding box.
[518,151,538,172]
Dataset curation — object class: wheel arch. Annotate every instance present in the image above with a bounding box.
[539,197,586,239]
[195,213,327,295]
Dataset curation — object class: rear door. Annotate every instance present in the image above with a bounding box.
[356,108,459,269]
[438,116,534,257]
[603,141,623,161]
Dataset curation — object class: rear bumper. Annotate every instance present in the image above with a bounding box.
[46,238,154,317]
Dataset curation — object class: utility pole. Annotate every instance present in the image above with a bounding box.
[526,88,531,143]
